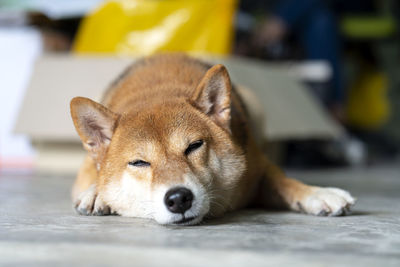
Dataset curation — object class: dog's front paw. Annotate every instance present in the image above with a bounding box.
[74,184,111,216]
[298,187,356,216]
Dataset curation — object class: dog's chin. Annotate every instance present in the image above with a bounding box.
[157,213,205,226]
[171,215,203,226]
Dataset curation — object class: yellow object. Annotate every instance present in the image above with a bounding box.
[341,16,396,39]
[73,0,237,56]
[346,70,390,129]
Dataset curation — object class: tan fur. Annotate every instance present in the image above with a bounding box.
[70,53,355,224]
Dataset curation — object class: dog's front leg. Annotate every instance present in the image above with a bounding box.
[74,184,111,216]
[72,156,111,216]
[257,158,356,216]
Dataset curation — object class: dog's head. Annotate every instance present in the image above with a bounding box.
[70,64,246,225]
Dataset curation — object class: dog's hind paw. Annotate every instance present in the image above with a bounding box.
[297,187,356,216]
[74,184,111,216]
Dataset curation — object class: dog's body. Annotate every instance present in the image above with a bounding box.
[70,54,355,225]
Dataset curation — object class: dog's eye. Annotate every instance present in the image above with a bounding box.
[128,160,151,167]
[185,140,204,156]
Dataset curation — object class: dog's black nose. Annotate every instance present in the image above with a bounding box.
[164,187,193,214]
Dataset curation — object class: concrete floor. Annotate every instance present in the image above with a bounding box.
[1,165,399,267]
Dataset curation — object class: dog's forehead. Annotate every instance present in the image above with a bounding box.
[118,104,208,145]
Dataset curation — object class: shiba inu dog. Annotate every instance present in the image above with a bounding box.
[70,54,355,225]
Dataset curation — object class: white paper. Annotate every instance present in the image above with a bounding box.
[0,27,42,168]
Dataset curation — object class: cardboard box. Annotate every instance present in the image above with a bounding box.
[15,54,343,173]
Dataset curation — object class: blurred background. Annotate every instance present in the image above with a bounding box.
[0,0,399,173]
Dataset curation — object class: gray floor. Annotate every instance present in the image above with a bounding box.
[1,165,399,267]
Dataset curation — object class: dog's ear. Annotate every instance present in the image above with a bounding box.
[70,97,119,164]
[192,64,232,131]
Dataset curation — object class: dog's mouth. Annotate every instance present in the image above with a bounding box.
[172,216,198,225]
